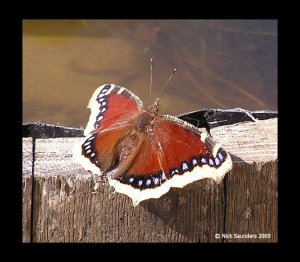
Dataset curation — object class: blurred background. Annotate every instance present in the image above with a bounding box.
[23,20,277,128]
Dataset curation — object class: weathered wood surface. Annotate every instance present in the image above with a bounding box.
[22,118,277,243]
[224,162,277,243]
[22,137,33,243]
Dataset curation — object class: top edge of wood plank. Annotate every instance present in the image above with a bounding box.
[22,109,277,139]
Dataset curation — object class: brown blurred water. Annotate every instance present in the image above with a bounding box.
[23,20,277,128]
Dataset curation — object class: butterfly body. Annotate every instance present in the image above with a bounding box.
[74,84,232,206]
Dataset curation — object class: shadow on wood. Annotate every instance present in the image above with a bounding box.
[140,179,225,242]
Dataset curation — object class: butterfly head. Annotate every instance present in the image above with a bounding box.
[134,98,159,133]
[147,98,159,116]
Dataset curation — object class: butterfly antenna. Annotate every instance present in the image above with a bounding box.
[149,58,153,104]
[160,68,176,95]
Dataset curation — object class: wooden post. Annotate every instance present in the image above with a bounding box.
[22,117,277,242]
[22,137,33,243]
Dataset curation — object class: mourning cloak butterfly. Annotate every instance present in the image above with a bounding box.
[74,84,232,206]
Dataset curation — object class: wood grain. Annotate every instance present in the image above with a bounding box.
[23,118,277,242]
[223,161,278,243]
[22,137,33,243]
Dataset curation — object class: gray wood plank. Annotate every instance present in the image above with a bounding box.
[224,161,278,242]
[29,118,277,242]
[22,137,33,243]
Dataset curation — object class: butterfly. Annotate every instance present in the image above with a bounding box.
[74,84,232,206]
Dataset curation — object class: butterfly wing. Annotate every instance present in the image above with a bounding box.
[74,84,144,175]
[84,84,144,136]
[110,115,232,206]
[74,84,232,206]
